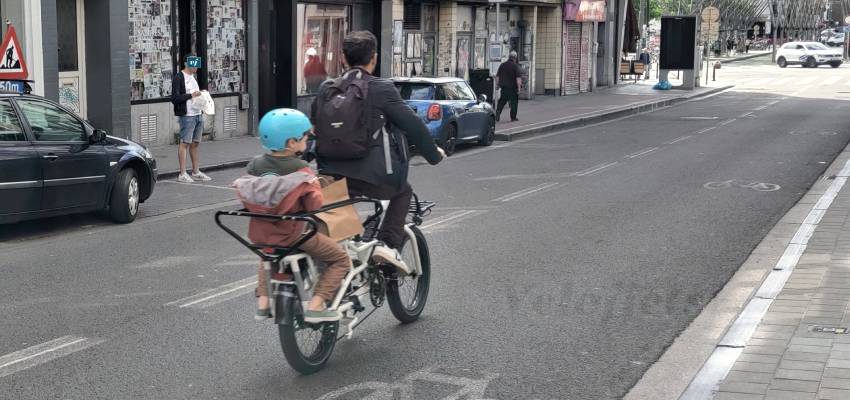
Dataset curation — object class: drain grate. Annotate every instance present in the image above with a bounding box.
[811,325,849,334]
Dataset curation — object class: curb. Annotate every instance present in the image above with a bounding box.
[494,85,734,142]
[157,159,252,180]
[709,52,770,64]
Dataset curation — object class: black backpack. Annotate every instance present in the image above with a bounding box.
[313,69,375,160]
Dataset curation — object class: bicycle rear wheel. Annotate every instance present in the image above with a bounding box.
[386,225,431,323]
[277,290,338,374]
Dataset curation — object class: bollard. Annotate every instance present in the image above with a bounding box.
[713,61,721,81]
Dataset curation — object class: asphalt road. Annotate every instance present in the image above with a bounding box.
[3,58,850,399]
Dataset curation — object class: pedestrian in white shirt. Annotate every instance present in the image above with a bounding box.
[170,55,211,183]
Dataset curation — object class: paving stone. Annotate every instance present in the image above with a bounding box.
[778,360,826,372]
[831,343,850,352]
[753,331,795,340]
[749,345,792,355]
[821,377,850,390]
[734,362,783,374]
[775,369,823,381]
[714,392,764,400]
[818,388,850,399]
[764,389,816,399]
[719,381,769,395]
[738,354,782,364]
[767,379,819,393]
[784,352,831,363]
[724,371,775,384]
[790,338,834,347]
[826,359,850,369]
[828,351,850,360]
[823,368,850,379]
[749,338,792,347]
[788,345,833,354]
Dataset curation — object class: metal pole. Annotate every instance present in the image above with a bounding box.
[771,1,777,63]
[248,0,259,135]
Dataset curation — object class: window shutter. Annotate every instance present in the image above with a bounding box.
[403,2,421,30]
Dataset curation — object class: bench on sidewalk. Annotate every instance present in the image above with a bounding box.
[620,60,646,82]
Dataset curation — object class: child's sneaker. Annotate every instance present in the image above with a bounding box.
[255,308,271,321]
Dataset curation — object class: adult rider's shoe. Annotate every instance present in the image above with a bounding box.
[372,244,411,275]
[304,309,341,324]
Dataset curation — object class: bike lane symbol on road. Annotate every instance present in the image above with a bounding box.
[314,366,499,400]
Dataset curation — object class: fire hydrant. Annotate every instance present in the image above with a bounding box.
[713,61,722,81]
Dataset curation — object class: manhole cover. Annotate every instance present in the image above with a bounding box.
[811,325,849,334]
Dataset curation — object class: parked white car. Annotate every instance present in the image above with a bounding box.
[776,42,842,68]
[827,32,846,47]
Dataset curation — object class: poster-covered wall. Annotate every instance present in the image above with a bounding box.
[128,0,173,101]
[206,0,245,93]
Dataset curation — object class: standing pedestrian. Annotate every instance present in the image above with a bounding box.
[171,55,211,183]
[745,38,751,54]
[495,51,522,122]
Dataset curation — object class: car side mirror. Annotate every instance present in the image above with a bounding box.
[90,129,107,143]
[478,94,487,102]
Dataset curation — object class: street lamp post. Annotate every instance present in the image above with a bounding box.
[771,1,777,63]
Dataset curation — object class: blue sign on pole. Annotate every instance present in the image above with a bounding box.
[0,80,26,93]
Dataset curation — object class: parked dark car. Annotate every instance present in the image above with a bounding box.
[0,93,157,224]
[392,77,496,155]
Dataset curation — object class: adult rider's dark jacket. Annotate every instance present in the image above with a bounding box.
[310,68,442,189]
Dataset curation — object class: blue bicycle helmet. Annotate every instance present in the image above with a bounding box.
[258,108,312,151]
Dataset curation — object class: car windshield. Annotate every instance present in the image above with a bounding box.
[395,83,434,100]
[806,43,829,50]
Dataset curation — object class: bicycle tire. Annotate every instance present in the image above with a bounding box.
[277,291,338,374]
[386,225,431,324]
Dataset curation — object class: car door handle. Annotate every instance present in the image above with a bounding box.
[42,154,59,160]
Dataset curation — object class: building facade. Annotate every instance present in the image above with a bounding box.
[7,0,630,145]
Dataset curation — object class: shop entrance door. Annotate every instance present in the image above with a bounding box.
[56,0,87,118]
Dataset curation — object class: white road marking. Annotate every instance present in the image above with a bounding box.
[696,126,717,134]
[767,100,781,105]
[665,135,691,145]
[0,336,103,378]
[420,209,488,232]
[719,118,737,126]
[314,366,498,400]
[679,116,718,120]
[845,79,850,86]
[573,162,619,177]
[772,77,792,86]
[680,156,850,399]
[753,105,768,111]
[492,182,561,202]
[160,180,233,191]
[822,76,842,86]
[797,77,817,85]
[626,147,659,159]
[738,112,754,118]
[166,277,257,309]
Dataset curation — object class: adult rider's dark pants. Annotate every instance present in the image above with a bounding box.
[347,178,412,250]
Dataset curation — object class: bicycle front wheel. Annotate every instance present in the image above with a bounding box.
[386,225,431,324]
[277,292,338,374]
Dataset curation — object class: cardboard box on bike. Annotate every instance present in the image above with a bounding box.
[315,177,364,242]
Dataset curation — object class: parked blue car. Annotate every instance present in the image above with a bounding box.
[392,77,496,155]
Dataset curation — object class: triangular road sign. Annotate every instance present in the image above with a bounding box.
[0,25,28,80]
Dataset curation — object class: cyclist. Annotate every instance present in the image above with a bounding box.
[310,31,444,274]
[233,109,349,323]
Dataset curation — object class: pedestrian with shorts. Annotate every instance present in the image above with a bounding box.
[495,51,522,122]
[171,55,211,183]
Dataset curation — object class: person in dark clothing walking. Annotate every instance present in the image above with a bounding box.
[495,51,522,122]
[311,31,444,274]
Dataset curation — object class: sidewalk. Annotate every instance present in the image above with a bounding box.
[710,50,772,64]
[151,84,731,179]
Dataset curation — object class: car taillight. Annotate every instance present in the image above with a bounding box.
[427,104,441,121]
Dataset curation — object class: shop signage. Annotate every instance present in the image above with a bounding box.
[563,0,582,21]
[576,0,606,22]
[0,25,28,80]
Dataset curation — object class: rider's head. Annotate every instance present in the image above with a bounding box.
[342,31,378,74]
[258,108,312,154]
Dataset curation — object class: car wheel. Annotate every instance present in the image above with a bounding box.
[442,123,458,156]
[806,57,817,68]
[109,168,139,224]
[777,57,787,68]
[831,61,842,68]
[478,117,495,146]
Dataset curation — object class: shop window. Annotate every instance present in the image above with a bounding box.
[457,6,472,32]
[129,0,173,100]
[57,0,79,72]
[297,4,349,95]
[206,1,246,94]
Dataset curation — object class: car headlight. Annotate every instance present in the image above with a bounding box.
[141,148,153,159]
